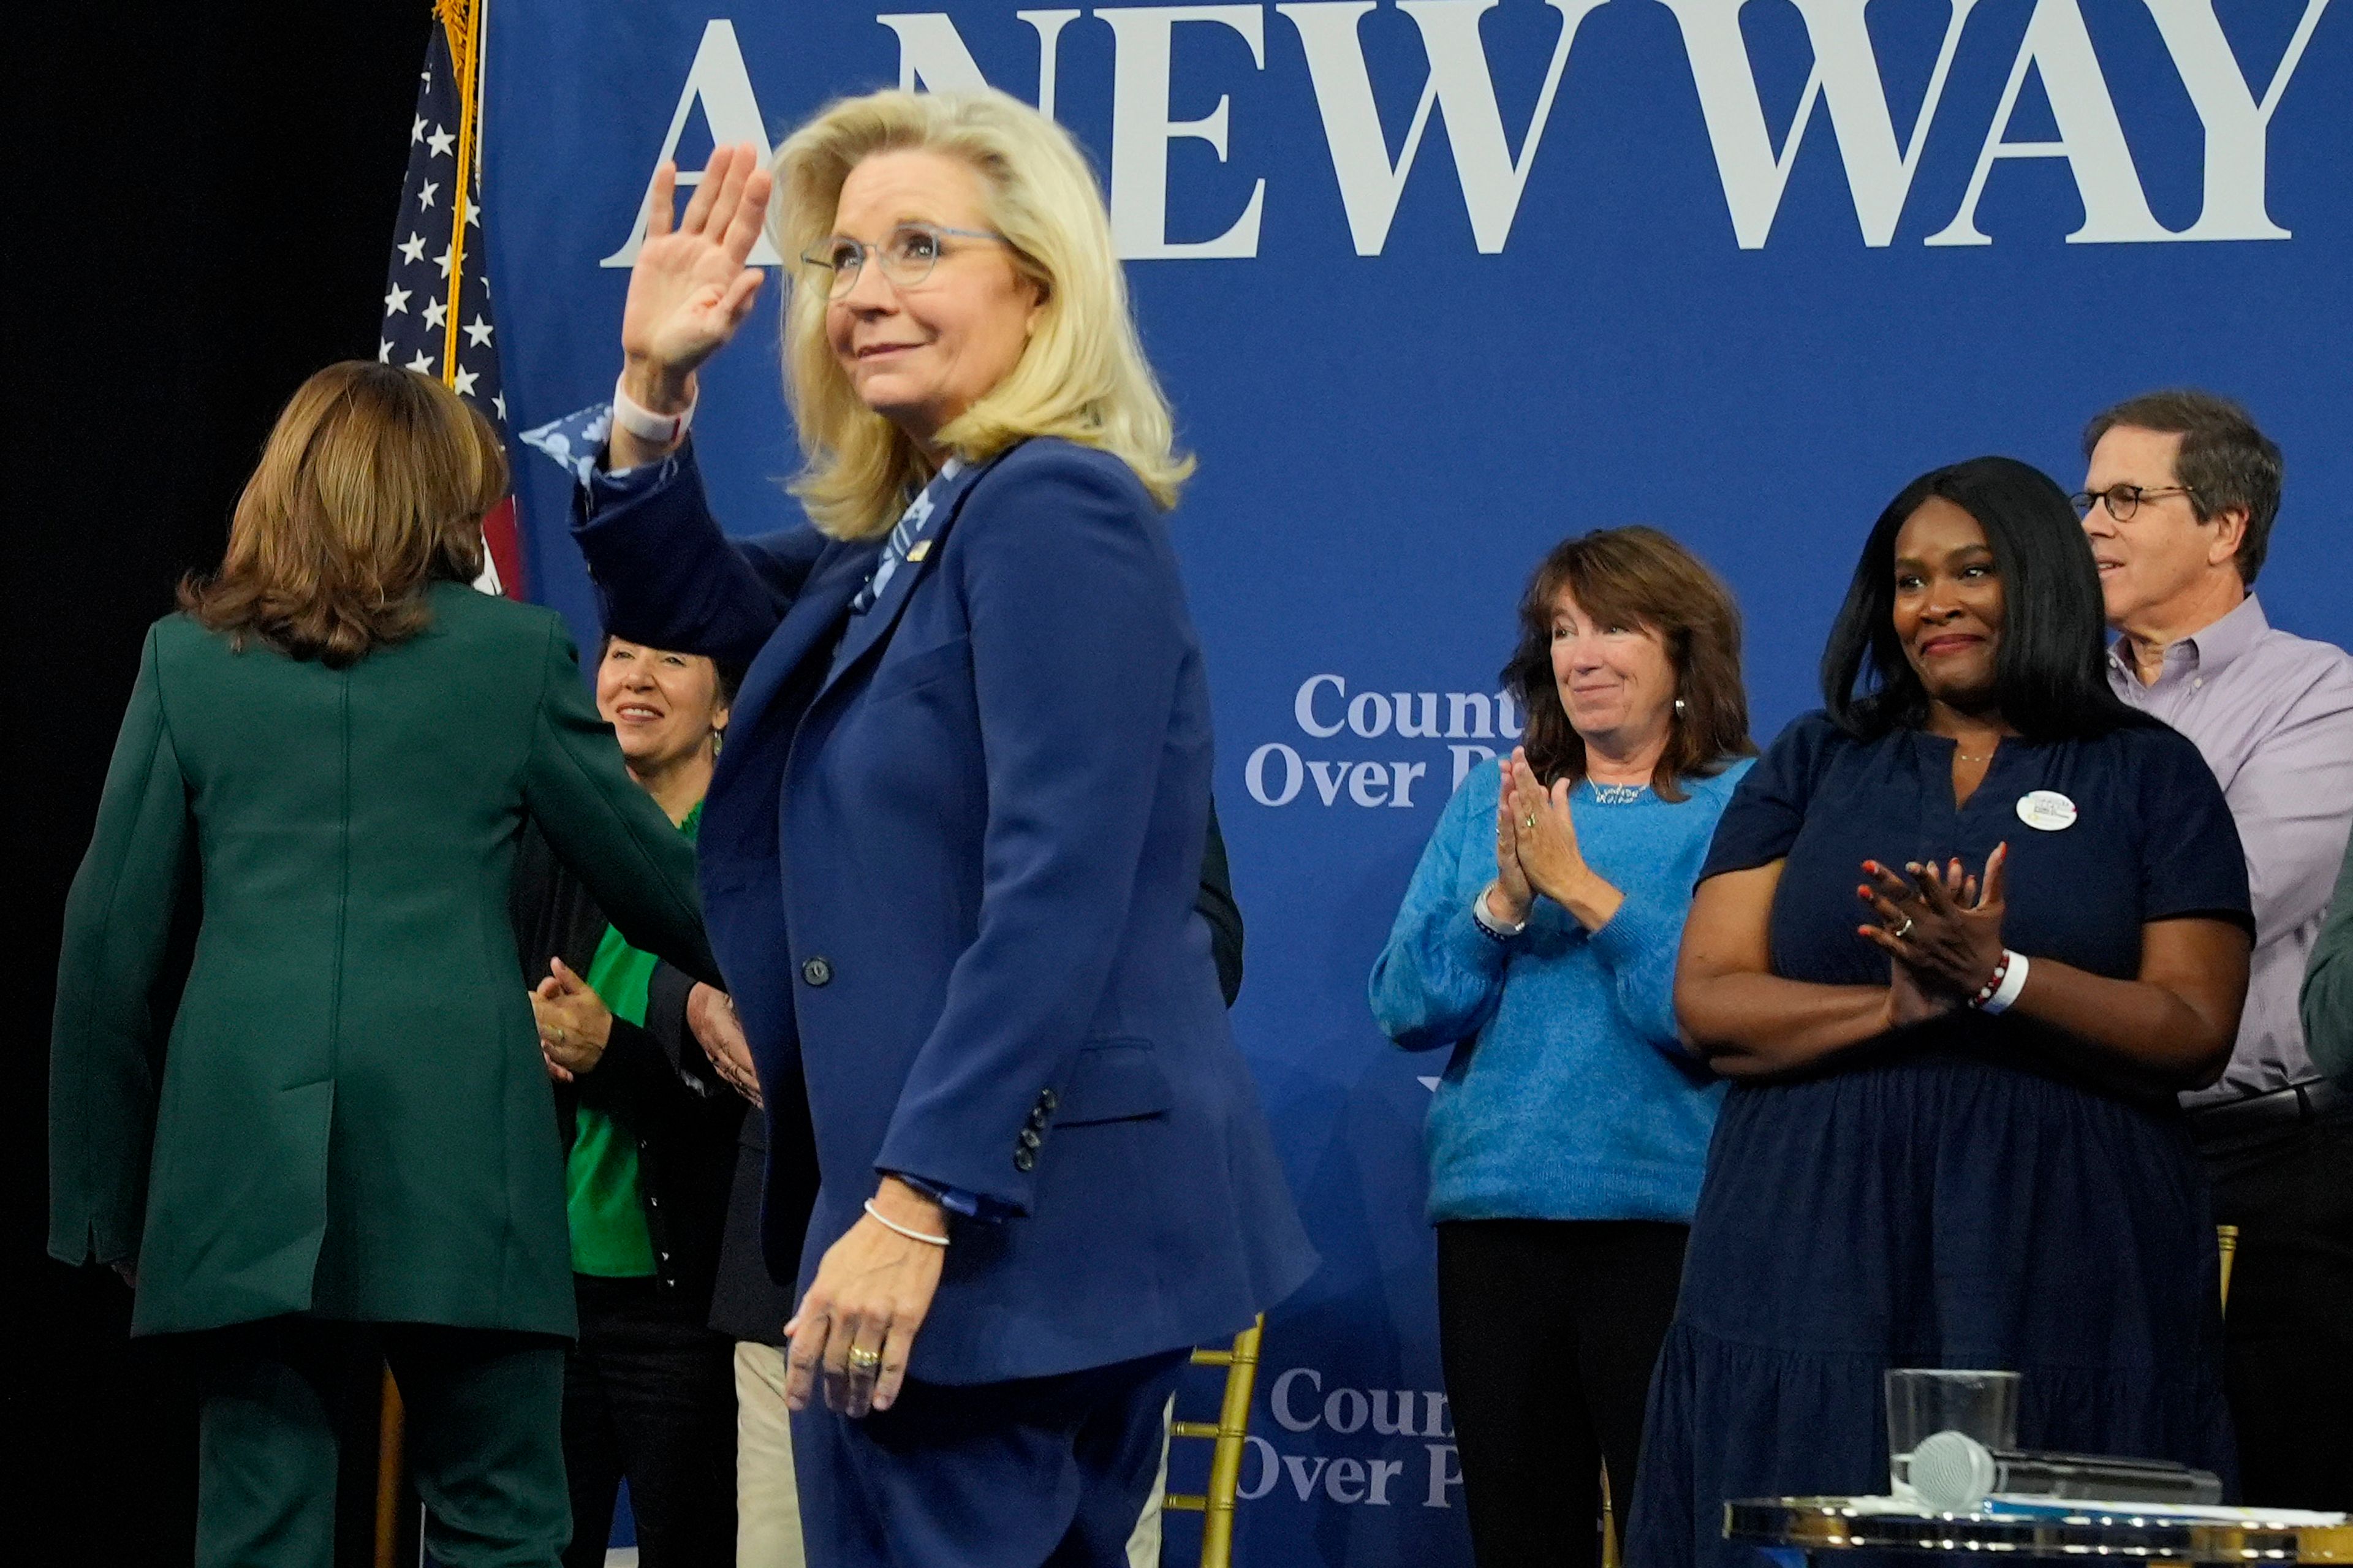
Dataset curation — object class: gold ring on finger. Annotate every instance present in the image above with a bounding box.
[1521,816,1536,830]
[552,1026,566,1043]
[847,1346,882,1372]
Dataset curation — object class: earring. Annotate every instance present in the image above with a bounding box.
[1673,697,1688,718]
[711,729,724,757]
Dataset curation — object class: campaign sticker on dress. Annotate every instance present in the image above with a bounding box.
[2016,790,2078,831]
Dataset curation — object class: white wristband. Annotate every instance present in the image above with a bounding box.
[863,1199,949,1247]
[612,374,695,447]
[1981,950,2030,1014]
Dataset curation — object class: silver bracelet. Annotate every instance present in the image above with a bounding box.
[1471,882,1528,941]
[863,1199,950,1247]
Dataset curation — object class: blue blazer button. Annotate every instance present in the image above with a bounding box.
[1013,1148,1036,1173]
[801,956,833,987]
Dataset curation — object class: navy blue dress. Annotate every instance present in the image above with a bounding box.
[1624,712,2249,1568]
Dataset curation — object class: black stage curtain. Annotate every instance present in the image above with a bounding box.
[13,7,428,1563]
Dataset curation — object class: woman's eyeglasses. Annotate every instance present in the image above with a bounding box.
[800,222,1010,298]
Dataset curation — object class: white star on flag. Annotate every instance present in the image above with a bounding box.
[384,16,523,601]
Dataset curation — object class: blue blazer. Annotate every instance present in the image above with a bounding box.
[573,437,1315,1383]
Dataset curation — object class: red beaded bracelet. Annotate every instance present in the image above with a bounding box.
[1969,953,2009,1010]
[1971,949,2030,1013]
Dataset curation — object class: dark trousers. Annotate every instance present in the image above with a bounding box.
[186,1317,567,1568]
[561,1275,737,1568]
[792,1349,1188,1568]
[1438,1219,1689,1568]
[2199,1108,2353,1509]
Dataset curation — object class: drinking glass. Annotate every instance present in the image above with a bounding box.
[1884,1369,2021,1498]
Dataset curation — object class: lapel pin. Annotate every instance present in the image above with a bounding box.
[906,540,932,562]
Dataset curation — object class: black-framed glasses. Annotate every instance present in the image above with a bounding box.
[2071,483,2198,522]
[800,222,1010,298]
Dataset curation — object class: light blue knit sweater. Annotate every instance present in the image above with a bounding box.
[1368,756,1750,1224]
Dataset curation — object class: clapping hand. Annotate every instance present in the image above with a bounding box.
[1487,773,1536,928]
[1857,846,2010,1009]
[688,983,762,1107]
[1499,749,1624,931]
[1502,749,1587,908]
[532,958,614,1082]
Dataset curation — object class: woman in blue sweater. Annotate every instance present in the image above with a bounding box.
[1370,527,1754,1568]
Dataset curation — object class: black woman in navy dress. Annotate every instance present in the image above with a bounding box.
[1626,457,2251,1568]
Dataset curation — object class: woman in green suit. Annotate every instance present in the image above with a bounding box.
[48,362,719,1568]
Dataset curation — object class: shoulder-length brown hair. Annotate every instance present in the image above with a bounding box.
[181,362,506,666]
[1499,526,1754,801]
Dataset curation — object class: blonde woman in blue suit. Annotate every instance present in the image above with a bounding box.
[571,91,1316,1567]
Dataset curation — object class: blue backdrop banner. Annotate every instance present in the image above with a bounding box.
[478,2,2350,1561]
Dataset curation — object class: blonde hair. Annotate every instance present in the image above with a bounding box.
[771,89,1193,540]
[181,362,504,666]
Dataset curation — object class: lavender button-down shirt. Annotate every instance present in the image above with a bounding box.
[2107,594,2353,1108]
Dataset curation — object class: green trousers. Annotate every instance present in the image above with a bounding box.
[189,1317,569,1568]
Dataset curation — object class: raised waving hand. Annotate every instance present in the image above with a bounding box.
[615,142,772,464]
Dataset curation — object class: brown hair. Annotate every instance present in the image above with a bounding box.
[180,362,506,665]
[1499,526,1755,802]
[2082,388,2282,585]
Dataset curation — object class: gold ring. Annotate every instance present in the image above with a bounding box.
[552,1026,566,1043]
[1521,816,1536,830]
[847,1346,882,1371]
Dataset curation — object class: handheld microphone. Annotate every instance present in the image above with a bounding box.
[1908,1429,2223,1516]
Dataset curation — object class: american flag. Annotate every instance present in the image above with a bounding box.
[380,0,524,597]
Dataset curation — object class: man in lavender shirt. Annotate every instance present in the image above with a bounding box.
[2080,389,2353,1507]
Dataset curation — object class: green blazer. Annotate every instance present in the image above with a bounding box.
[50,583,716,1338]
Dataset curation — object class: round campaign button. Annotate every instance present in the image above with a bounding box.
[2015,789,2077,831]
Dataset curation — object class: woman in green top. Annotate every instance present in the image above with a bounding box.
[49,363,717,1568]
[512,634,748,1568]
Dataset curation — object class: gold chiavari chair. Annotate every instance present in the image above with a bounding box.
[1163,1315,1267,1568]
